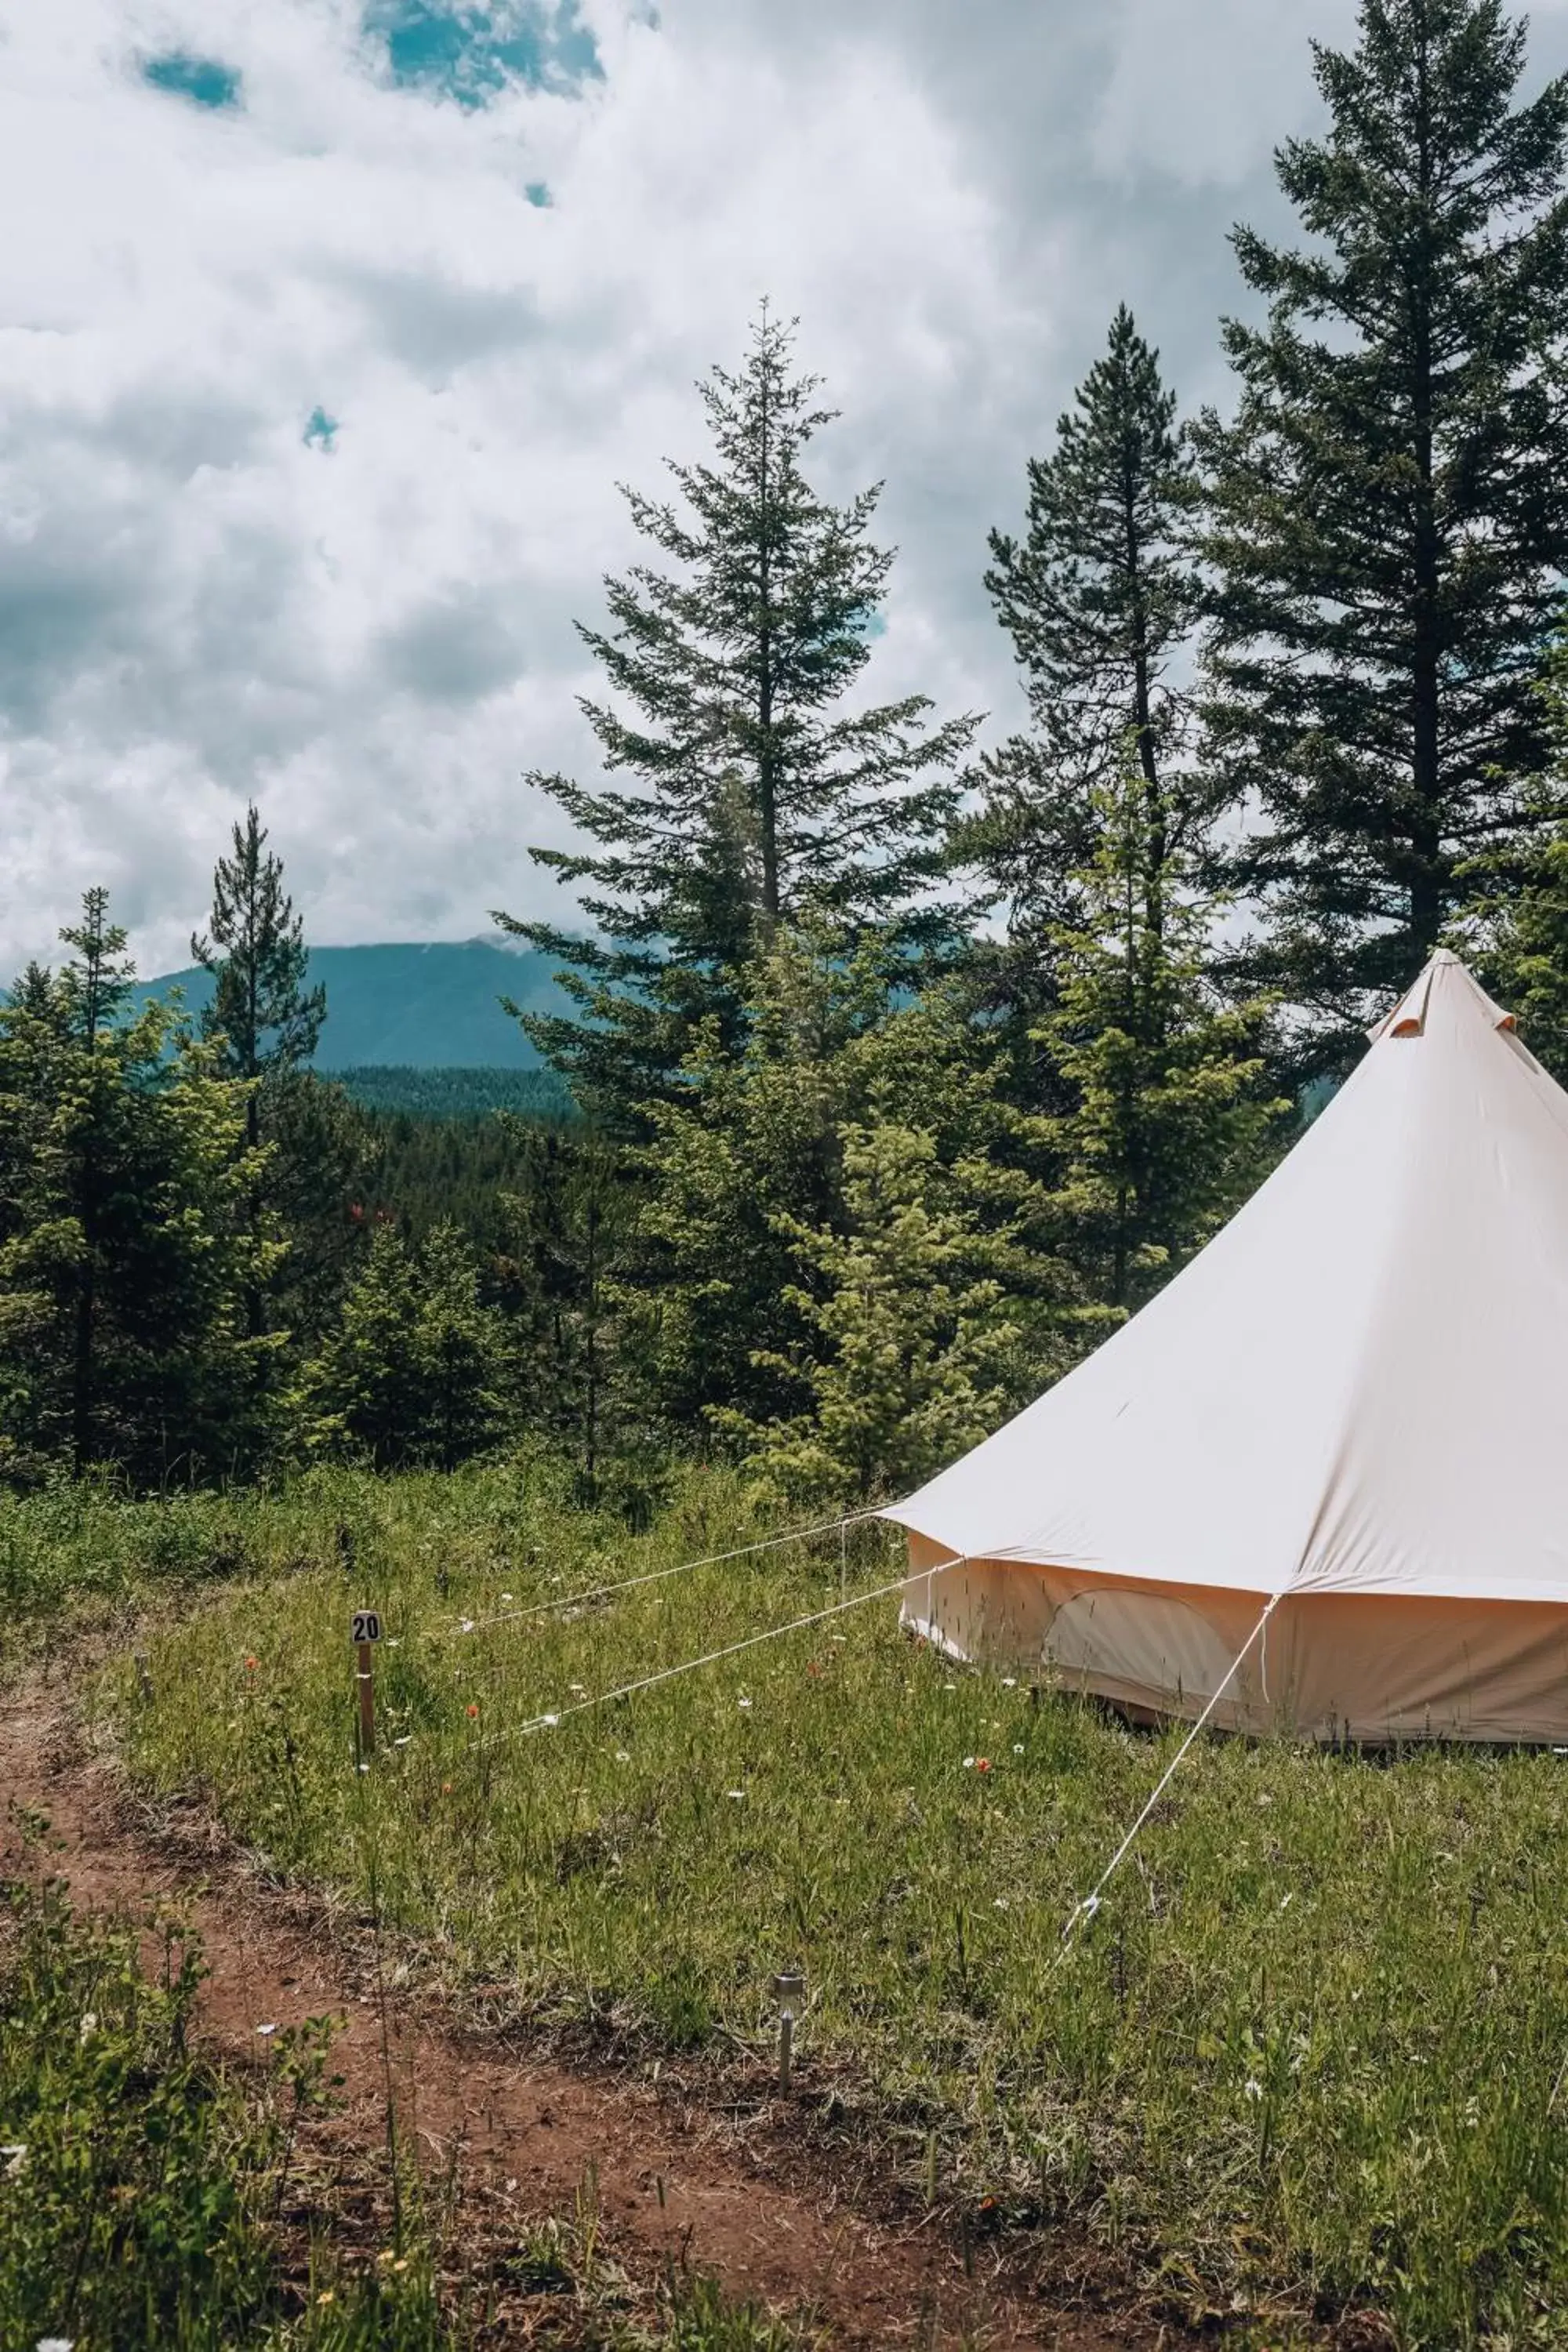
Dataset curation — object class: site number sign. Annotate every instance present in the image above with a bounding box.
[351,1610,383,1645]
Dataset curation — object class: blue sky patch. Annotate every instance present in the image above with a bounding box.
[364,2,603,109]
[304,408,341,452]
[142,53,243,111]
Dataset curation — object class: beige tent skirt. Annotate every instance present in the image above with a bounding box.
[901,1534,1568,1745]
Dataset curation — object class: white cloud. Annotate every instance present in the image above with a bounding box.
[2,0,1567,977]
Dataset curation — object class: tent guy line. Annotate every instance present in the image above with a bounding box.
[1054,1590,1283,1956]
[469,1566,931,1752]
[431,1508,885,1643]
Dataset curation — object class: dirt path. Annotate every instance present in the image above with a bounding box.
[0,1668,1185,2350]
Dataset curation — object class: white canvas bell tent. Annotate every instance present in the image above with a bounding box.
[880,951,1568,1744]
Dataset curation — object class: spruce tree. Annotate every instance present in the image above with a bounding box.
[193,805,328,1338]
[1036,757,1287,1312]
[630,931,1085,1457]
[1195,0,1568,1049]
[0,906,276,1485]
[295,1221,506,1470]
[495,306,980,1127]
[193,805,326,1142]
[967,305,1203,1013]
[499,1124,633,1498]
[1455,644,1568,1079]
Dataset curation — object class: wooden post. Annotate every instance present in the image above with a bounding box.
[357,1641,376,1759]
[351,1609,383,1762]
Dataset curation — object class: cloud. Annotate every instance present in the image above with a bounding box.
[3,0,1568,978]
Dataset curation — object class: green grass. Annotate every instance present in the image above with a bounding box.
[45,1460,1568,2348]
[0,1872,450,2350]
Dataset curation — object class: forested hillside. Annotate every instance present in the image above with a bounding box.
[132,939,568,1069]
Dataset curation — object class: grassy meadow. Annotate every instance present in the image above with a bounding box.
[11,1461,1568,2346]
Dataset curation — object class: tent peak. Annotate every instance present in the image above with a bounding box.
[1368,949,1516,1044]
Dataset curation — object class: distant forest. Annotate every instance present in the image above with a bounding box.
[5,0,1568,1512]
[335,1066,575,1120]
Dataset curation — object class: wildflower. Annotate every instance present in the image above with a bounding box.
[993,1897,1009,1911]
[2,2145,27,2178]
[391,2258,408,2274]
[1243,2077,1264,2103]
[459,1619,476,1635]
[980,2195,998,2212]
[36,2338,74,2351]
[1000,1677,1017,1689]
[317,2289,336,2306]
[807,1661,822,1678]
[568,1683,587,1696]
[615,1750,631,1765]
[500,1592,514,1603]
[962,1757,975,1770]
[78,2013,97,2045]
[1012,1744,1025,1755]
[726,1788,746,1802]
[975,1758,993,1774]
[466,1702,479,1718]
[441,1780,452,1795]
[737,1697,753,1710]
[942,1681,956,1692]
[540,1711,560,1727]
[255,2023,278,2038]
[394,1735,413,1748]
[244,1655,258,1671]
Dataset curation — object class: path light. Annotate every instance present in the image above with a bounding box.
[772,1967,804,2093]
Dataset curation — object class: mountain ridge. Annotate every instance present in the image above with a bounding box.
[132,937,571,1070]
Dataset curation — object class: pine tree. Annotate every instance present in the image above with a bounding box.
[193,805,328,1339]
[193,807,326,1126]
[1037,757,1288,1312]
[0,903,277,1485]
[718,1101,1080,1508]
[1454,644,1568,1078]
[495,305,980,1127]
[498,1124,633,1497]
[629,931,1084,1459]
[294,1221,506,1470]
[966,306,1204,1011]
[1195,0,1568,1049]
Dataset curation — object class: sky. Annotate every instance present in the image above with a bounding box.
[5,0,1568,979]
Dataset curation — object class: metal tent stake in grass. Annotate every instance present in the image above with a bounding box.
[773,1968,804,2094]
[351,1608,382,1761]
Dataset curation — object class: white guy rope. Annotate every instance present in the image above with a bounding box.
[433,1508,884,1644]
[471,1565,929,1752]
[1054,1590,1283,1957]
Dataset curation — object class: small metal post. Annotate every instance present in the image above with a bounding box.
[773,1968,804,2094]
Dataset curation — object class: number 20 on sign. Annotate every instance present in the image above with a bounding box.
[351,1610,382,1759]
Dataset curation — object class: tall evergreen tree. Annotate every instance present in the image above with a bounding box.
[193,806,328,1338]
[628,931,1085,1455]
[498,1124,633,1498]
[967,305,1204,1006]
[1194,0,1568,1051]
[1036,757,1287,1312]
[0,904,276,1486]
[495,305,980,1127]
[1454,639,1568,1079]
[53,891,135,1471]
[294,1221,506,1471]
[193,806,326,1144]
